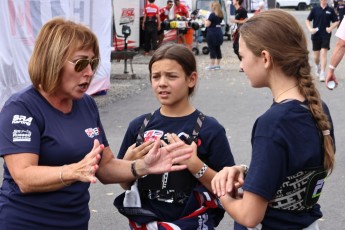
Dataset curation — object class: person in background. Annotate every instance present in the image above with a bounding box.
[231,0,248,72]
[0,18,192,229]
[212,9,335,230]
[158,0,174,46]
[306,0,339,82]
[337,0,345,27]
[326,19,345,86]
[114,43,235,229]
[174,0,190,44]
[142,0,161,55]
[204,1,224,70]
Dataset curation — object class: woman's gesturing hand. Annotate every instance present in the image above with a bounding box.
[74,139,104,183]
[138,139,192,175]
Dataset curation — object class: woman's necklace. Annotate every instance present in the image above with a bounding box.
[275,85,298,101]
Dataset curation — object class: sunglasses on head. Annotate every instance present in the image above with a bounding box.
[68,58,99,72]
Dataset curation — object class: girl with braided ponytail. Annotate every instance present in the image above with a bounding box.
[211,9,335,230]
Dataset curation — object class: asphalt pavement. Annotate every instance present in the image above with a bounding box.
[1,10,344,230]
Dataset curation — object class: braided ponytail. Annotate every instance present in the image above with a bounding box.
[297,74,335,174]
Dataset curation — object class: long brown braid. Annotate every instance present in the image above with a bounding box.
[240,9,335,173]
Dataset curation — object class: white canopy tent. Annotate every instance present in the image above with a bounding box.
[0,0,112,110]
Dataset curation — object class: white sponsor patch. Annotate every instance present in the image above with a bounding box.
[12,115,33,126]
[85,127,100,138]
[13,129,31,142]
[143,130,164,142]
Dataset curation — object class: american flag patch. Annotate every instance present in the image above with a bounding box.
[143,130,164,142]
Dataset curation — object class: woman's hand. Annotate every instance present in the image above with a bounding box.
[123,141,154,161]
[137,138,192,175]
[211,166,246,198]
[165,133,198,169]
[73,139,104,184]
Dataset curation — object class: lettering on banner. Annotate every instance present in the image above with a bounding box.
[70,0,92,27]
[120,8,135,25]
[7,0,93,45]
[8,0,37,45]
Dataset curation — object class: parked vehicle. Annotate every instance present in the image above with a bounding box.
[310,0,319,8]
[275,0,311,10]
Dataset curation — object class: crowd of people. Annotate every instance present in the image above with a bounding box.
[0,0,344,229]
[142,0,189,55]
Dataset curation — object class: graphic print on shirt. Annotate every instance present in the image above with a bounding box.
[143,130,199,145]
[85,127,100,138]
[269,169,327,211]
[12,114,33,126]
[13,129,31,142]
[143,130,164,142]
[11,115,33,142]
[146,6,158,14]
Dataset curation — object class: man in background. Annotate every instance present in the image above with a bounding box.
[336,0,345,26]
[230,0,248,72]
[142,0,161,55]
[306,0,339,81]
[326,19,345,86]
[174,0,189,44]
[158,0,174,46]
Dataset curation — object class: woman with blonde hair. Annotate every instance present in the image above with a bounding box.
[212,9,335,229]
[204,1,224,70]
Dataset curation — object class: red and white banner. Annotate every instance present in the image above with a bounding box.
[113,0,140,50]
[0,0,112,110]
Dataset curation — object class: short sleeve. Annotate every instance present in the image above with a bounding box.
[336,19,345,40]
[0,101,41,156]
